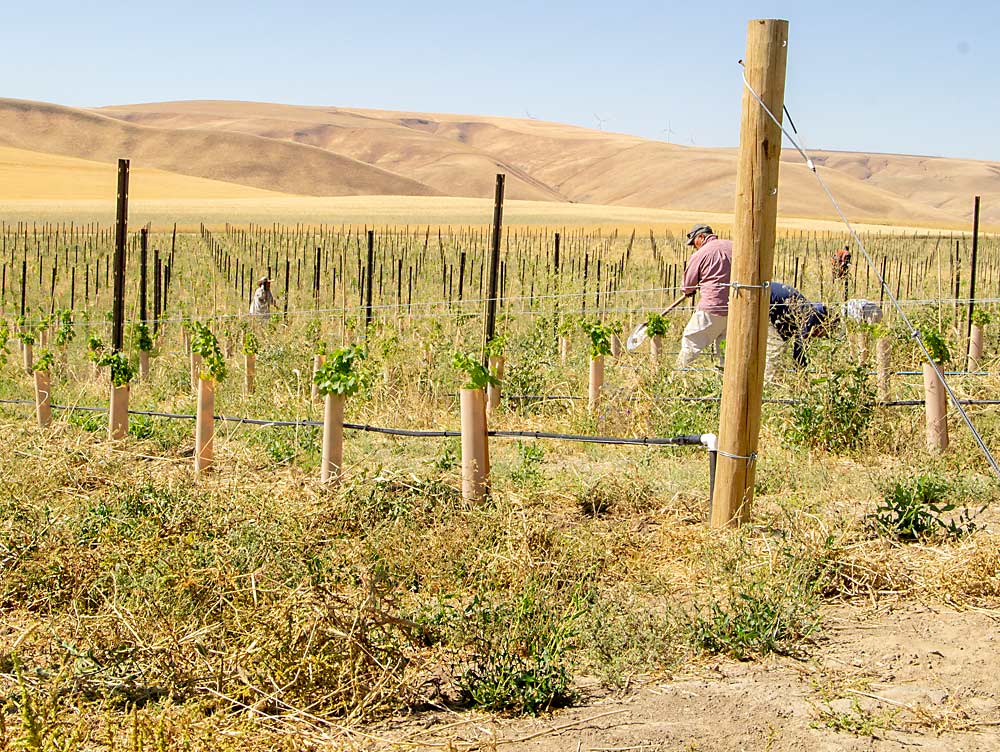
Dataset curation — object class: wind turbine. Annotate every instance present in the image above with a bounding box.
[593,112,608,130]
[662,121,676,143]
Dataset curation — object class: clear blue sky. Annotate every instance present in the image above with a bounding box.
[3,1,996,161]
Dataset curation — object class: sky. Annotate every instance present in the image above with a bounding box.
[2,0,996,162]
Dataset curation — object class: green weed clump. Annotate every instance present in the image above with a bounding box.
[869,474,982,541]
[786,366,875,452]
[452,589,578,715]
[682,580,819,660]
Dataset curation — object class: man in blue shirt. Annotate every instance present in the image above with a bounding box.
[765,282,831,381]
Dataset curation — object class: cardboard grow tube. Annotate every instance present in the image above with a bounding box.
[195,377,215,473]
[321,392,345,484]
[34,370,51,427]
[460,388,489,503]
[923,362,948,452]
[109,383,129,441]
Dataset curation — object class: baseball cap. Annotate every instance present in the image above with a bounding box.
[686,223,713,246]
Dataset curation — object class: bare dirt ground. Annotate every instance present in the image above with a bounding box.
[375,604,1000,751]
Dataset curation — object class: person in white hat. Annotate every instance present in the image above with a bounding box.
[676,223,732,369]
[249,277,276,319]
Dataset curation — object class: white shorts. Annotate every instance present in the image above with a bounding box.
[676,310,727,368]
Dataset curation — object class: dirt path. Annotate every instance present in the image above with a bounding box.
[376,604,1000,751]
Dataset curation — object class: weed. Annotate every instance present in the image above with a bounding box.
[869,474,981,541]
[455,589,577,715]
[68,409,104,433]
[128,414,156,440]
[511,441,545,486]
[786,365,875,452]
[816,698,898,736]
[433,438,460,471]
[250,426,319,464]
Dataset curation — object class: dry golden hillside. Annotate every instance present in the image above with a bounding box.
[1,98,996,227]
[0,145,288,200]
[0,99,438,198]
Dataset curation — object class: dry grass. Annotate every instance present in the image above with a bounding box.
[0,195,972,234]
[0,146,289,201]
[0,224,997,748]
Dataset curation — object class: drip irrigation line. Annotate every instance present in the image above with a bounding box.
[740,68,1000,478]
[0,398,709,447]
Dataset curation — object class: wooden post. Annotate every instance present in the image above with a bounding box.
[321,392,345,484]
[112,159,129,353]
[923,363,948,452]
[365,231,375,335]
[482,174,505,365]
[139,227,148,324]
[559,336,569,364]
[139,351,150,381]
[109,383,129,440]
[34,369,51,427]
[589,355,604,413]
[712,19,789,528]
[195,377,215,473]
[486,355,504,414]
[965,196,980,362]
[460,388,489,503]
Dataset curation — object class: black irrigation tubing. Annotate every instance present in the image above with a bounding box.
[0,399,707,447]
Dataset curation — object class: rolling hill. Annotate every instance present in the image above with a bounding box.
[0,97,996,227]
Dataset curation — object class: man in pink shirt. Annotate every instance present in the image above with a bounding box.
[676,223,732,368]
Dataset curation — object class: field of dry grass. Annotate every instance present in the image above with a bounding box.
[0,146,289,201]
[0,194,972,236]
[0,223,996,750]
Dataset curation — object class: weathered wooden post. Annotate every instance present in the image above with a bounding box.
[964,196,980,363]
[111,159,128,354]
[712,19,788,528]
[482,174,505,366]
